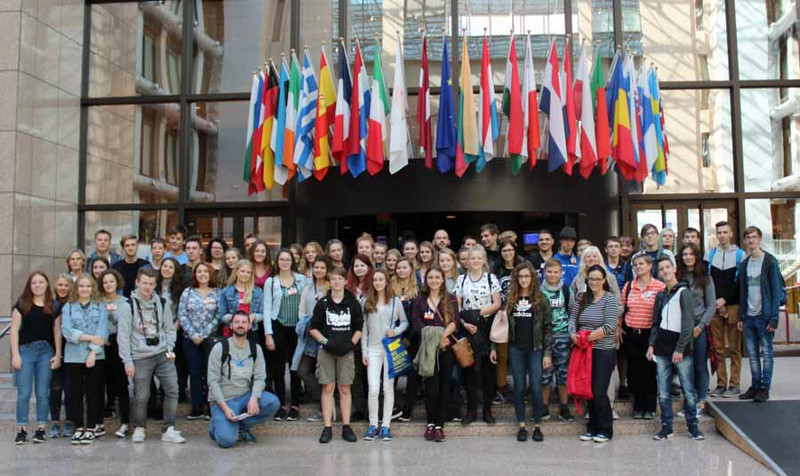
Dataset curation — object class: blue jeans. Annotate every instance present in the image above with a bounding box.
[656,354,697,428]
[509,346,543,423]
[744,316,774,390]
[15,341,54,427]
[209,391,280,448]
[693,328,710,402]
[182,337,213,415]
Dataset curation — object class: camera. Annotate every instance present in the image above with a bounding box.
[146,337,159,346]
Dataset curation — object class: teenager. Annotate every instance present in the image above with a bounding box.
[218,260,265,341]
[263,249,308,421]
[326,239,346,269]
[737,226,783,403]
[149,237,167,270]
[462,236,478,249]
[290,243,306,275]
[112,235,150,298]
[158,257,186,404]
[457,246,470,273]
[570,266,619,443]
[438,248,460,293]
[346,253,374,300]
[244,232,258,255]
[207,311,280,448]
[304,242,324,277]
[98,270,132,437]
[392,257,421,421]
[12,272,61,445]
[310,267,364,444]
[619,235,635,260]
[181,236,204,286]
[49,275,73,438]
[576,239,592,259]
[540,259,575,422]
[527,230,555,281]
[385,249,401,276]
[417,241,438,284]
[493,238,523,401]
[648,257,704,441]
[411,266,458,442]
[373,243,388,269]
[164,225,189,265]
[480,224,501,272]
[677,243,715,416]
[605,237,633,292]
[65,249,86,282]
[454,245,502,425]
[248,240,273,289]
[356,233,375,261]
[177,263,220,420]
[61,274,108,445]
[205,238,228,286]
[296,256,330,422]
[639,224,676,277]
[86,229,122,270]
[361,269,408,441]
[433,229,451,251]
[90,256,110,284]
[555,228,580,287]
[683,228,701,247]
[660,228,677,254]
[223,247,244,288]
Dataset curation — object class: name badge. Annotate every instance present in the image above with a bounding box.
[287,288,298,296]
[424,311,435,321]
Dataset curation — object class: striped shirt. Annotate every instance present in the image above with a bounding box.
[621,278,666,329]
[569,292,619,351]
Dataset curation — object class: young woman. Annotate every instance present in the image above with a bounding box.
[11,272,61,445]
[90,257,110,284]
[326,239,346,269]
[454,245,502,425]
[297,256,330,423]
[66,250,86,282]
[61,274,108,445]
[570,246,621,298]
[346,253,374,300]
[495,238,523,305]
[303,242,324,278]
[417,241,437,284]
[677,243,716,417]
[373,243,388,269]
[205,238,227,285]
[660,228,677,254]
[402,240,420,270]
[158,257,187,403]
[457,247,470,274]
[410,266,458,442]
[177,262,220,420]
[438,248,460,293]
[249,239,273,289]
[391,257,420,421]
[361,269,408,441]
[264,249,308,421]
[384,249,401,277]
[570,265,619,443]
[98,270,131,438]
[491,262,552,442]
[49,274,73,438]
[217,259,264,341]
[290,243,306,276]
[223,247,244,288]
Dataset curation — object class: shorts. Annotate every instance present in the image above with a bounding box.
[542,335,571,386]
[315,348,355,385]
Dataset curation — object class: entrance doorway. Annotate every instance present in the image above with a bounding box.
[628,200,737,252]
[185,210,284,257]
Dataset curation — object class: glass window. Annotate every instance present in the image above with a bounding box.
[745,199,799,270]
[736,1,800,80]
[83,209,179,258]
[574,0,616,78]
[86,104,181,204]
[244,215,282,258]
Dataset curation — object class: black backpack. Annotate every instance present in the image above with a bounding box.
[220,338,259,385]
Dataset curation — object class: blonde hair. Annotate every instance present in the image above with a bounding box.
[228,259,255,304]
[419,241,438,267]
[391,258,419,300]
[467,244,490,272]
[576,246,620,297]
[70,273,99,303]
[437,248,460,282]
[65,249,86,273]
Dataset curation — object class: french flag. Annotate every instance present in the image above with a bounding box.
[539,41,568,172]
[345,43,370,178]
[332,41,351,174]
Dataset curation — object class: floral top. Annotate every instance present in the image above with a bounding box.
[178,287,221,340]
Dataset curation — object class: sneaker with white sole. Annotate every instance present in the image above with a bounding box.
[92,424,106,437]
[80,430,95,445]
[132,427,146,443]
[115,424,129,438]
[161,426,186,444]
[653,425,674,441]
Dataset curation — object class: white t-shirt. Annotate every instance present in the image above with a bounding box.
[453,272,501,311]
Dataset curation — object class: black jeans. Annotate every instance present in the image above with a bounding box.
[623,329,657,412]
[104,334,130,423]
[297,355,320,403]
[463,354,496,415]
[267,321,301,407]
[425,349,454,427]
[352,345,368,415]
[588,348,616,437]
[401,341,421,416]
[174,328,189,399]
[49,364,70,422]
[66,361,104,429]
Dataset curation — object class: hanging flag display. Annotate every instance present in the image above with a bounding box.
[417,32,432,169]
[455,34,480,178]
[314,91,331,181]
[389,32,410,175]
[435,37,457,174]
[346,41,370,178]
[591,45,610,175]
[539,41,568,173]
[575,42,597,179]
[562,41,578,176]
[367,38,389,176]
[272,58,290,185]
[260,62,279,190]
[244,73,262,195]
[521,34,541,171]
[503,34,524,175]
[332,40,352,173]
[477,35,499,173]
[293,49,318,181]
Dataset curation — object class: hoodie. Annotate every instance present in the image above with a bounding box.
[117,290,176,365]
[649,282,695,355]
[310,289,364,357]
[704,245,744,305]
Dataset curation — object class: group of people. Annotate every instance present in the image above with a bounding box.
[11,221,784,447]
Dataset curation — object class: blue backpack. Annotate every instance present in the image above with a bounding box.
[707,247,745,282]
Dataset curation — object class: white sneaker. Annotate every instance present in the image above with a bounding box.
[115,424,129,438]
[161,426,185,444]
[132,427,146,443]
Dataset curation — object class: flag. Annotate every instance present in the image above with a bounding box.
[563,42,578,175]
[575,43,597,179]
[503,35,524,174]
[650,68,668,185]
[319,45,337,126]
[607,50,636,179]
[366,39,389,175]
[590,46,610,174]
[282,52,301,179]
[638,64,658,180]
[539,41,568,172]
[244,74,260,194]
[521,34,541,170]
[292,50,318,181]
[345,42,369,178]
[476,36,499,173]
[455,36,480,177]
[435,38,457,173]
[389,34,410,174]
[623,54,645,182]
[417,33,432,169]
[314,92,331,181]
[260,63,279,190]
[251,71,266,193]
[271,59,290,185]
[332,41,352,172]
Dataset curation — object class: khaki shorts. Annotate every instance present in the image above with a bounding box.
[315,348,355,385]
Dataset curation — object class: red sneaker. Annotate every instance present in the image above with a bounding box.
[424,425,435,441]
[434,427,445,442]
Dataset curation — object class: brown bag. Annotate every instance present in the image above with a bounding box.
[450,336,475,368]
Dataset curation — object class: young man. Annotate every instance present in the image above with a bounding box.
[737,227,783,403]
[112,235,151,298]
[480,224,501,271]
[682,228,701,247]
[605,237,633,291]
[181,236,204,285]
[117,268,184,444]
[554,227,580,286]
[244,233,258,255]
[207,311,280,448]
[86,229,122,270]
[309,267,363,444]
[619,235,635,260]
[462,235,478,248]
[164,225,189,265]
[149,237,167,270]
[704,221,745,398]
[433,229,451,251]
[540,259,575,422]
[355,233,375,260]
[527,229,555,282]
[373,243,387,269]
[640,224,676,278]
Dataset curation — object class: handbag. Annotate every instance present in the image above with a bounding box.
[450,335,474,368]
[382,299,412,378]
[490,310,509,344]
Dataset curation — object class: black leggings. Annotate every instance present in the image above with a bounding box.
[104,334,130,423]
[49,365,71,422]
[267,321,301,407]
[425,349,454,427]
[66,361,104,429]
[463,354,495,415]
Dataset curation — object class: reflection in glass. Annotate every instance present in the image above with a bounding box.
[745,199,799,271]
[84,210,179,258]
[736,1,800,81]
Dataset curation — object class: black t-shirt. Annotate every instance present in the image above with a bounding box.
[511,296,535,349]
[16,303,56,347]
[497,267,513,306]
[113,258,151,297]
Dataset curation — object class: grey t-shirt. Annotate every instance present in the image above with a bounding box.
[207,338,266,404]
[746,256,763,317]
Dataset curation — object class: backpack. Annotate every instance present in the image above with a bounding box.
[220,337,259,385]
[707,247,745,282]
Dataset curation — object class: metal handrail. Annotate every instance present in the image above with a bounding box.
[0,323,10,340]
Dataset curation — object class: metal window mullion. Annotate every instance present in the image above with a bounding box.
[178,0,195,226]
[78,3,93,249]
[725,0,745,238]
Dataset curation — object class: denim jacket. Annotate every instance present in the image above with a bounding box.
[263,273,308,335]
[290,313,317,371]
[178,287,220,340]
[217,285,264,331]
[61,301,109,363]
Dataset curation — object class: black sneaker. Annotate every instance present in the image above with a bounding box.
[286,407,300,421]
[754,388,770,403]
[653,425,673,441]
[517,427,528,442]
[92,424,106,437]
[397,411,412,423]
[739,387,759,400]
[483,410,496,425]
[80,430,95,445]
[31,427,46,443]
[319,426,332,444]
[540,407,551,421]
[532,427,544,442]
[391,407,404,420]
[15,429,27,445]
[342,425,357,443]
[70,429,84,445]
[492,392,505,405]
[274,407,288,421]
[688,424,705,440]
[461,412,476,426]
[617,385,631,400]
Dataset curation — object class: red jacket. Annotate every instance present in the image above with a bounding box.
[567,330,593,414]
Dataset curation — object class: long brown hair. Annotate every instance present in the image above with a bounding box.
[420,266,453,326]
[16,271,55,315]
[677,243,708,290]
[505,262,543,314]
[346,253,374,296]
[364,269,395,315]
[391,257,419,299]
